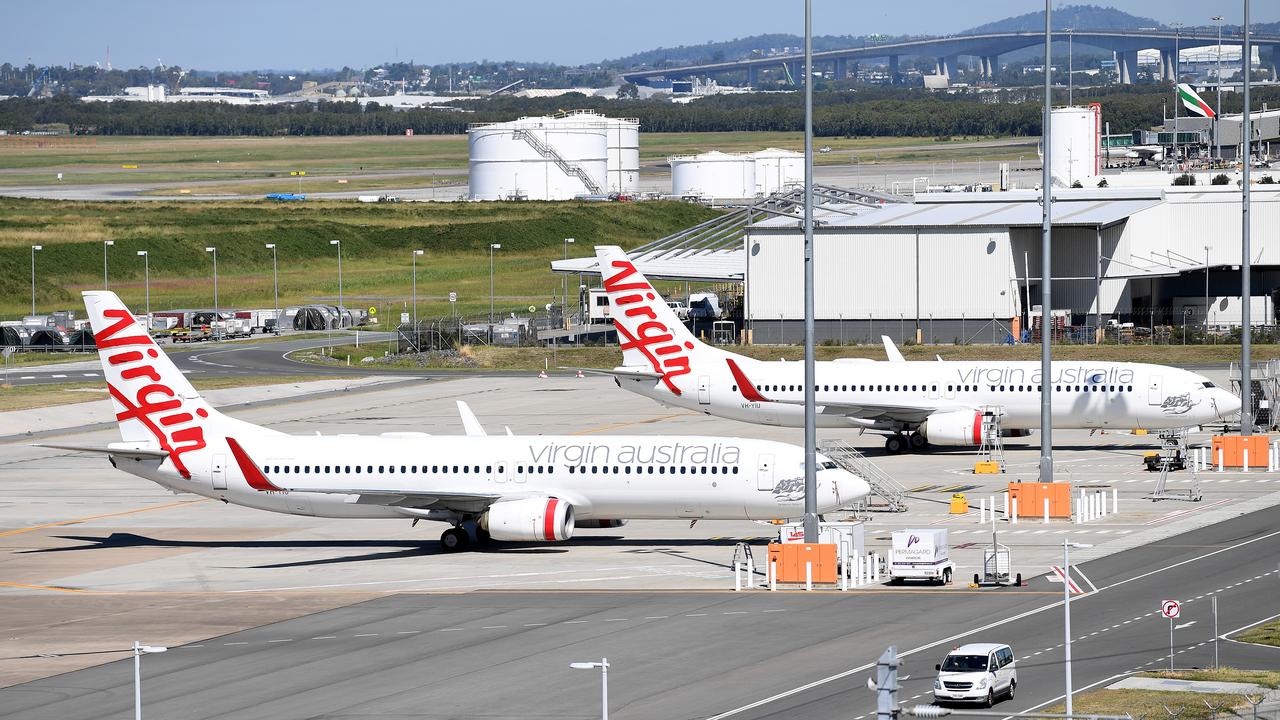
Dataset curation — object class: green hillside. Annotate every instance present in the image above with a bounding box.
[0,198,722,320]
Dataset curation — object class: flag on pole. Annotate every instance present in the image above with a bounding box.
[1178,83,1216,118]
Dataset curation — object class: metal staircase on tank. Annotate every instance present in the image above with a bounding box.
[818,440,909,514]
[510,128,604,195]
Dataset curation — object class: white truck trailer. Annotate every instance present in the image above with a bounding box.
[889,529,955,585]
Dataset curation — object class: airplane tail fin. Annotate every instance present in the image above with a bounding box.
[82,291,265,478]
[594,246,723,396]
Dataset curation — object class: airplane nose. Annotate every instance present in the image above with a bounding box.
[1216,389,1242,419]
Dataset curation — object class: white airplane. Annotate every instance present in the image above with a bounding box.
[37,291,863,552]
[586,246,1241,455]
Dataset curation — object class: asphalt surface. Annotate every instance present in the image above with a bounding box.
[3,504,1277,720]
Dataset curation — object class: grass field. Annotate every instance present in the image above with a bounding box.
[1042,669,1280,720]
[0,197,721,320]
[1235,621,1280,647]
[296,342,1280,372]
[0,133,1027,189]
[0,374,358,412]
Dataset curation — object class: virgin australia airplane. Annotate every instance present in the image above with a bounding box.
[37,291,864,552]
[584,246,1240,455]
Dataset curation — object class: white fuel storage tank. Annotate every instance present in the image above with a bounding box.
[752,148,804,195]
[469,114,609,201]
[669,151,757,200]
[1049,104,1101,188]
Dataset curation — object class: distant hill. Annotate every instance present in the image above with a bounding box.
[962,4,1164,34]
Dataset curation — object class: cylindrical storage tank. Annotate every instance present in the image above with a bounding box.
[669,151,757,199]
[1049,105,1100,187]
[469,116,608,201]
[752,148,804,195]
[605,117,640,194]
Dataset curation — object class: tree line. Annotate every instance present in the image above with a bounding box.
[4,86,1279,139]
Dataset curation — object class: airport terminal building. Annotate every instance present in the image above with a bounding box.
[557,185,1280,344]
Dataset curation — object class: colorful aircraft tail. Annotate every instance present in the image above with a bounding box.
[594,246,728,396]
[82,291,268,478]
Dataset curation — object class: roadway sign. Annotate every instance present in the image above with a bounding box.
[400,312,409,324]
[1161,600,1181,619]
[449,292,457,303]
[1048,565,1083,594]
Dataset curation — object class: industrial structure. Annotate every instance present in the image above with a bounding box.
[468,110,639,201]
[620,28,1280,87]
[1049,105,1101,188]
[669,148,805,200]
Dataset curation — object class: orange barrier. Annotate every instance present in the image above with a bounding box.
[1211,435,1271,468]
[767,542,837,584]
[1007,482,1072,518]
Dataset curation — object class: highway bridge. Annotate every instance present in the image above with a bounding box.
[621,29,1280,86]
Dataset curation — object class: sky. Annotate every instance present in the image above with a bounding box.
[3,1,1277,71]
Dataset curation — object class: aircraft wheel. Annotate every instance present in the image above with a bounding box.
[909,432,928,450]
[440,527,471,553]
[885,435,907,455]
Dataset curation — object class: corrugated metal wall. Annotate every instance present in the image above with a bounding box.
[747,229,1018,321]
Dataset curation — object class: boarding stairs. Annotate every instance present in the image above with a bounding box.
[1228,360,1280,431]
[976,405,1007,471]
[511,128,604,195]
[1146,429,1202,502]
[818,440,909,513]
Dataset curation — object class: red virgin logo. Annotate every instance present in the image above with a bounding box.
[604,259,693,395]
[97,308,207,479]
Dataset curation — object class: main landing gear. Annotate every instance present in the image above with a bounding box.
[884,432,929,455]
[439,523,491,553]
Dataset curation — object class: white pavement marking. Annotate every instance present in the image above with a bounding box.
[704,527,1280,720]
[50,374,66,378]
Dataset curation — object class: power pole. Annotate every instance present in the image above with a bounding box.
[1040,0,1055,483]
[874,646,901,720]
[801,0,818,543]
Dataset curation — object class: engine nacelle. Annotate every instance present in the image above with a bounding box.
[575,519,627,529]
[481,497,575,542]
[919,409,984,446]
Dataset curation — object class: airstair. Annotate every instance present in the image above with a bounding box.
[1229,360,1280,431]
[511,128,604,195]
[818,440,909,514]
[975,406,1006,472]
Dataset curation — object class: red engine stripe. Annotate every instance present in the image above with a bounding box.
[972,412,983,445]
[543,498,560,541]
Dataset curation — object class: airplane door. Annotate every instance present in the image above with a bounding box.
[493,461,512,484]
[212,454,226,490]
[756,454,775,491]
[1147,375,1163,405]
[514,463,528,484]
[698,375,711,405]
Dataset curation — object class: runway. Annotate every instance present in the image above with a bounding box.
[2,506,1277,720]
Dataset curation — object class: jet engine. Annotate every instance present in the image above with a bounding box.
[919,409,984,446]
[481,497,575,542]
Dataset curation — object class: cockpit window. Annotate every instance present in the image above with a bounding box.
[1202,382,1216,388]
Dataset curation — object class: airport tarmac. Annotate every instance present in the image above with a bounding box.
[3,371,1278,694]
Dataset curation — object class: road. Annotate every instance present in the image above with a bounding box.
[3,503,1276,720]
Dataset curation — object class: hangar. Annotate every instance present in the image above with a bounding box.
[555,186,1280,344]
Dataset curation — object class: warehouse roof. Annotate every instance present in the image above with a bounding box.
[749,188,1165,231]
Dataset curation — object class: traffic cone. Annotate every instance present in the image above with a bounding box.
[538,370,548,379]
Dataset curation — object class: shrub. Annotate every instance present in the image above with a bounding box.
[1212,174,1231,185]
[1172,173,1196,186]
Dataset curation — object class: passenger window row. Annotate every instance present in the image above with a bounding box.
[263,464,739,476]
[567,465,737,475]
[727,383,1138,394]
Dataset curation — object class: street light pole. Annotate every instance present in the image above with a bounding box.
[133,641,167,720]
[1242,0,1253,436]
[1063,540,1092,716]
[329,240,343,312]
[103,240,114,290]
[802,0,818,544]
[1040,0,1055,484]
[30,245,41,316]
[1214,16,1224,161]
[136,250,150,326]
[205,247,218,340]
[1172,24,1183,162]
[1067,29,1073,106]
[489,243,501,324]
[1205,245,1211,337]
[570,658,609,720]
[412,249,423,345]
[265,244,279,334]
[563,237,575,330]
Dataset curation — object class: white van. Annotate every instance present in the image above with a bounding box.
[933,643,1017,707]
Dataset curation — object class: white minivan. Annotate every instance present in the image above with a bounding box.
[933,643,1017,707]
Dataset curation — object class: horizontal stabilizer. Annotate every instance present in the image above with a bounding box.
[456,401,487,437]
[560,366,665,381]
[34,443,169,459]
[881,335,906,363]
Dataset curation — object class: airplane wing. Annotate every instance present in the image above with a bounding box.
[809,401,937,425]
[33,443,170,460]
[560,366,665,381]
[287,486,504,512]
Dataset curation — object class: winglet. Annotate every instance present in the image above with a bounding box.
[881,335,906,363]
[456,401,487,437]
[725,358,770,402]
[226,436,285,492]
